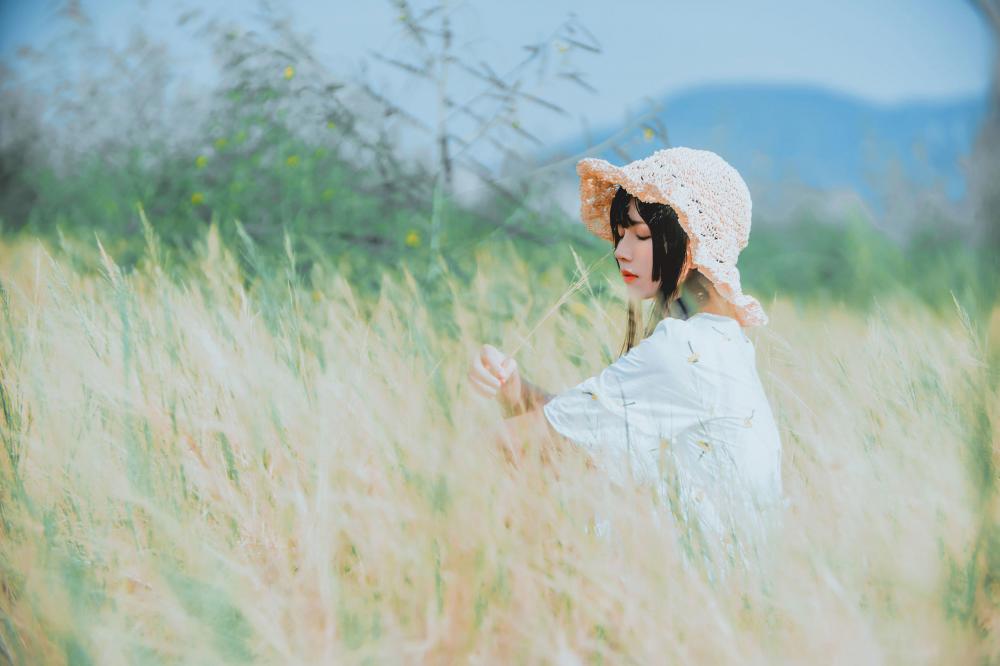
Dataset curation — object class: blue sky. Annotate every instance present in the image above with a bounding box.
[0,0,994,164]
[2,1,993,101]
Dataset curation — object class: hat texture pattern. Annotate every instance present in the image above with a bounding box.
[577,147,768,327]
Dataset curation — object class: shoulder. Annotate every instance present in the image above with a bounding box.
[656,315,747,346]
[651,316,698,346]
[647,316,752,371]
[614,317,696,372]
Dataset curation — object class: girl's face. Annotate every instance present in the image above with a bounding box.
[614,198,661,300]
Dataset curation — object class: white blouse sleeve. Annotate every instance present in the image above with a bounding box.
[542,319,705,461]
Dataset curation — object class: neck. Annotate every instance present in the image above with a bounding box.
[700,301,737,319]
[672,286,738,322]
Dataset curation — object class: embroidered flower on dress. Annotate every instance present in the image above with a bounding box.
[686,340,699,364]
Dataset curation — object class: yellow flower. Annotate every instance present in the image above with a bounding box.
[190,192,205,205]
[195,155,208,169]
[214,137,228,149]
[286,155,300,167]
[404,230,421,248]
[322,188,335,200]
[567,301,588,317]
[284,65,294,80]
[642,126,654,141]
[311,290,322,302]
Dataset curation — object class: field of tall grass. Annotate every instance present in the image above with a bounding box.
[0,222,997,664]
[1,3,998,662]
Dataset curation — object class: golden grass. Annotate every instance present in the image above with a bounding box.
[0,228,997,664]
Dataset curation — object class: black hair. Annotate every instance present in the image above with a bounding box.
[609,185,711,356]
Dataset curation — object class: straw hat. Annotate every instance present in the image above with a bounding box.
[577,146,768,327]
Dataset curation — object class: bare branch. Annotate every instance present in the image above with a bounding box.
[563,37,601,54]
[359,83,433,133]
[176,9,202,26]
[392,0,430,48]
[415,4,445,22]
[507,120,543,147]
[558,71,598,94]
[370,51,432,79]
[514,90,568,116]
[564,16,602,53]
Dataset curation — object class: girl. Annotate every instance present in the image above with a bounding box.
[468,147,784,566]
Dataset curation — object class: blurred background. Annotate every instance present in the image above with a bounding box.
[1,0,998,319]
[2,5,1000,661]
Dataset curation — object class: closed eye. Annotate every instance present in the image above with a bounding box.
[615,225,651,241]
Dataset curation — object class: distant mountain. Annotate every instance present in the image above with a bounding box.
[537,83,987,222]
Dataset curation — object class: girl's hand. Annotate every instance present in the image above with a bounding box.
[468,344,522,407]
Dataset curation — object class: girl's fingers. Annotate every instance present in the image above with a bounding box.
[469,377,500,395]
[468,366,500,390]
[485,364,504,383]
[470,359,502,389]
[475,349,503,382]
[469,382,492,399]
[468,374,497,398]
[480,346,507,381]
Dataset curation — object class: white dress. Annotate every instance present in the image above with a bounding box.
[542,312,784,574]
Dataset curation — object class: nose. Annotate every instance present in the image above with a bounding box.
[614,238,631,263]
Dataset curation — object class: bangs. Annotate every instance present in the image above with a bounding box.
[610,185,665,246]
[609,185,664,230]
[609,186,636,244]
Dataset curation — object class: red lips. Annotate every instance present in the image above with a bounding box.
[621,269,637,277]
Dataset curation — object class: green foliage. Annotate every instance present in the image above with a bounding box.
[0,3,995,323]
[6,146,1000,338]
[740,207,999,324]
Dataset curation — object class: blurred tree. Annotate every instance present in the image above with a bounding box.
[968,0,1000,252]
[962,9,1000,659]
[0,60,44,231]
[370,0,601,200]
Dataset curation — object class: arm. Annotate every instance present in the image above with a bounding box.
[492,383,595,471]
[498,377,554,418]
[494,409,598,473]
[492,376,556,467]
[491,408,567,468]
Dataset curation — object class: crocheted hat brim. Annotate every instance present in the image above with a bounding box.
[577,155,768,328]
